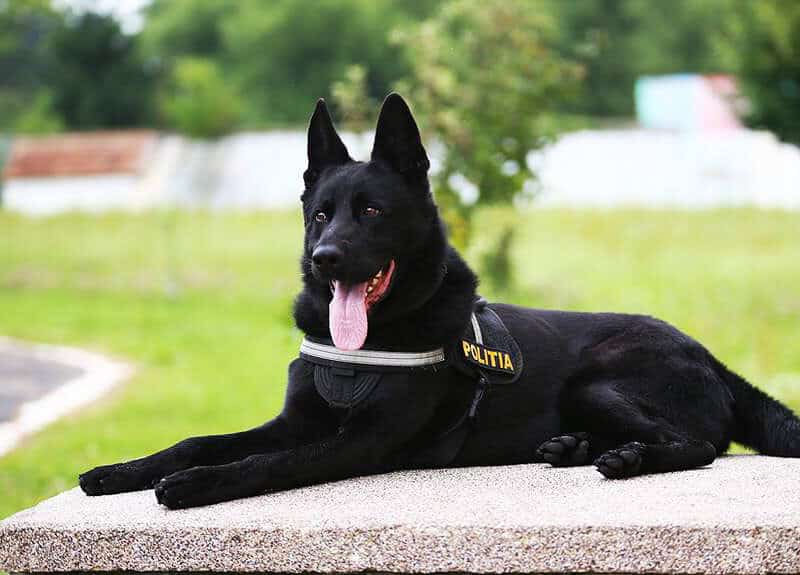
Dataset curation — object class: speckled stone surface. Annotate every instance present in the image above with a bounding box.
[1,455,799,573]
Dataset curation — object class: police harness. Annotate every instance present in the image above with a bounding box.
[298,298,524,458]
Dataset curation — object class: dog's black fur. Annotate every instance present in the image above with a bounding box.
[80,94,800,509]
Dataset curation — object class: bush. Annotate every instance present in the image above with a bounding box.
[160,57,242,139]
[14,91,64,134]
[331,64,377,132]
[734,0,800,145]
[396,0,582,286]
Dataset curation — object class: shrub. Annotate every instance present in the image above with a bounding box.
[160,56,242,139]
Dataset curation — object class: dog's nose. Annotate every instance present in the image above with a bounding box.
[312,245,343,273]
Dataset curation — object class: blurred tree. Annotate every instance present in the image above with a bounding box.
[0,0,63,131]
[48,12,154,128]
[626,0,738,73]
[141,0,444,125]
[552,0,738,118]
[223,0,409,124]
[398,0,582,249]
[14,90,64,133]
[551,0,638,118]
[733,0,800,145]
[331,64,376,132]
[140,0,229,61]
[160,56,242,139]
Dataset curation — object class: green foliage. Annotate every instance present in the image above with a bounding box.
[47,12,154,129]
[398,0,582,258]
[552,0,740,117]
[331,65,376,132]
[160,57,242,139]
[0,0,63,131]
[141,0,438,126]
[140,0,229,61]
[1,208,799,517]
[222,0,412,124]
[485,227,514,293]
[9,0,798,138]
[14,91,64,134]
[733,0,800,145]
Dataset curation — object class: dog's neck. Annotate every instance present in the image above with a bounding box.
[293,223,478,352]
[362,245,478,350]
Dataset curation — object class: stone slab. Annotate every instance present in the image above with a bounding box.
[1,455,799,574]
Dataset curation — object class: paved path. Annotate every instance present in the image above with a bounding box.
[0,337,132,456]
[0,344,85,423]
[1,455,798,574]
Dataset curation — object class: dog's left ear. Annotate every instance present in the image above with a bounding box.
[371,93,430,176]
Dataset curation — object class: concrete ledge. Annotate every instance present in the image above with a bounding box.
[1,455,799,574]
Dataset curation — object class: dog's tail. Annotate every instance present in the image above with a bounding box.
[718,361,800,456]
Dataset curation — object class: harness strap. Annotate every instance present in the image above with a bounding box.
[297,299,520,467]
[470,312,483,344]
[300,338,446,369]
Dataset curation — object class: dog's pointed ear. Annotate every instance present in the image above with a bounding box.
[371,93,430,175]
[304,98,351,189]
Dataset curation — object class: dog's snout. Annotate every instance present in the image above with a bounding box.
[312,244,343,273]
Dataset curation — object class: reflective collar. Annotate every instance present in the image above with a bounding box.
[299,338,447,368]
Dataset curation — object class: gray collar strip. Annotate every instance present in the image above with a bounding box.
[300,338,447,368]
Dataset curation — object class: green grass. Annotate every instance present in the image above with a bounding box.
[1,208,799,519]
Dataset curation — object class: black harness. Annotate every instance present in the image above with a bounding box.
[447,298,524,416]
[299,298,523,430]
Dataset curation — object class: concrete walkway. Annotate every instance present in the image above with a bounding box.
[1,455,798,573]
[0,344,85,422]
[0,337,132,456]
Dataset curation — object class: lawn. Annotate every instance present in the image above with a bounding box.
[1,208,799,519]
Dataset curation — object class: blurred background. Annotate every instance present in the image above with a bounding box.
[0,0,798,519]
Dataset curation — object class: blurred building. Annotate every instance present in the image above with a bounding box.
[531,129,800,209]
[0,130,370,215]
[2,126,798,214]
[635,74,742,132]
[1,131,172,215]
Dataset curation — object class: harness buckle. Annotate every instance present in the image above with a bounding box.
[468,374,490,422]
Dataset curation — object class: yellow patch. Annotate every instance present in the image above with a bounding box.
[460,339,514,374]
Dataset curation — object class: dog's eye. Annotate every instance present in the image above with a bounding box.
[314,211,328,223]
[362,206,382,217]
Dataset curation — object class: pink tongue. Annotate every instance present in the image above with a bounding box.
[329,280,369,350]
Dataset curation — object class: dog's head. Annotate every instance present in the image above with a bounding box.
[298,94,446,350]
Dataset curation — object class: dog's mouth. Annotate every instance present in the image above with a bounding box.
[328,259,396,351]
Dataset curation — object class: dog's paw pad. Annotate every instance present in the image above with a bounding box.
[594,442,646,479]
[536,433,590,467]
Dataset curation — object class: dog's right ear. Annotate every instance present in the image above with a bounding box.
[304,99,351,190]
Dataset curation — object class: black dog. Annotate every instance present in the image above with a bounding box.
[80,94,800,509]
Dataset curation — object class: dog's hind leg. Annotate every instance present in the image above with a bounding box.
[537,381,666,469]
[594,439,716,479]
[550,379,717,477]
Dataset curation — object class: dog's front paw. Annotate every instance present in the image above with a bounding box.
[536,432,590,467]
[155,466,231,509]
[594,442,646,479]
[79,461,165,496]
